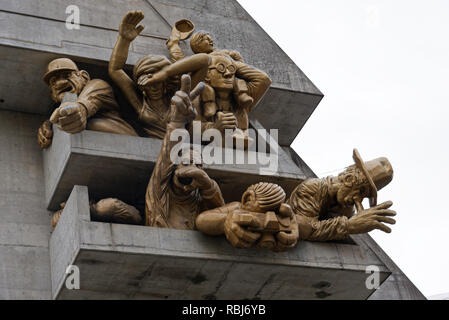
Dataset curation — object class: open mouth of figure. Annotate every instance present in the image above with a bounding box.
[178,177,193,186]
[56,83,73,97]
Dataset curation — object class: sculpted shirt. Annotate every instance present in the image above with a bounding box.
[77,79,137,136]
[288,177,354,241]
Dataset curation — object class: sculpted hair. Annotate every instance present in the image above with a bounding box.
[247,182,286,211]
[190,31,209,53]
[133,55,171,83]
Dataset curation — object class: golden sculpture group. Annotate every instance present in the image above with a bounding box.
[40,11,396,250]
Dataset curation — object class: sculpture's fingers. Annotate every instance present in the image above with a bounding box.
[376,222,392,233]
[58,113,81,126]
[225,227,251,248]
[123,11,135,24]
[375,209,396,216]
[49,108,60,124]
[175,90,191,108]
[375,200,393,210]
[136,25,145,35]
[171,95,184,112]
[59,105,78,117]
[180,74,191,95]
[375,216,396,225]
[231,223,261,242]
[189,82,205,101]
[277,231,297,246]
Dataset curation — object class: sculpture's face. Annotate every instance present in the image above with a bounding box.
[173,150,203,192]
[138,74,164,99]
[48,70,82,103]
[207,55,236,90]
[336,171,370,207]
[195,33,214,53]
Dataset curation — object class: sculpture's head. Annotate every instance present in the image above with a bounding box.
[43,58,90,103]
[335,149,393,208]
[205,53,236,91]
[190,31,214,54]
[241,182,286,213]
[133,55,171,99]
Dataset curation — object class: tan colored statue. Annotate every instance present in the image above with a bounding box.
[167,28,254,119]
[109,11,178,139]
[51,198,142,230]
[142,17,272,146]
[289,149,396,241]
[38,58,137,149]
[196,182,299,251]
[145,74,225,229]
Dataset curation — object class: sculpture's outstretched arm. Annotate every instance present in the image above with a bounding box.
[109,10,144,114]
[145,54,210,90]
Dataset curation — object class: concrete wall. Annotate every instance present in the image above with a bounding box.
[0,110,52,299]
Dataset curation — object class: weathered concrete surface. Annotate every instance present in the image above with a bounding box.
[51,186,390,300]
[352,234,426,300]
[43,126,308,210]
[0,110,52,299]
[0,0,323,145]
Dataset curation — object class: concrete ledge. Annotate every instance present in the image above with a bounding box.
[50,186,390,300]
[43,127,308,210]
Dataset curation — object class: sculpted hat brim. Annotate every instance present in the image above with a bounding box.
[352,148,378,207]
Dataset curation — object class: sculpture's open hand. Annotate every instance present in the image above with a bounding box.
[38,119,53,149]
[169,74,204,124]
[50,102,88,134]
[119,10,145,42]
[348,200,396,234]
[215,111,237,132]
[224,210,264,248]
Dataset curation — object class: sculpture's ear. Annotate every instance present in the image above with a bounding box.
[78,70,91,84]
[241,189,256,205]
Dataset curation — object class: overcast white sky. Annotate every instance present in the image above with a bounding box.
[239,0,449,297]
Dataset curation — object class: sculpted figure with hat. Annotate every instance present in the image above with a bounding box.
[289,149,397,241]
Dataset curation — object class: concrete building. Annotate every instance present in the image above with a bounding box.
[0,0,425,299]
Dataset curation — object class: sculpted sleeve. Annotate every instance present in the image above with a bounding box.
[144,123,176,227]
[234,62,271,112]
[289,178,349,241]
[77,79,120,118]
[200,179,225,211]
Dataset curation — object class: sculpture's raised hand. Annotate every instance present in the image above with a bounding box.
[169,74,204,124]
[119,10,145,42]
[348,200,396,234]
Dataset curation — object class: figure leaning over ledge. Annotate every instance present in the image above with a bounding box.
[289,149,397,242]
[145,74,225,229]
[38,58,138,149]
[196,182,299,251]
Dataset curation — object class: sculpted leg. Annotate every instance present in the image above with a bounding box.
[91,198,143,225]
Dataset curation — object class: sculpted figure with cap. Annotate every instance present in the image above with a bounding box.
[38,58,138,149]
